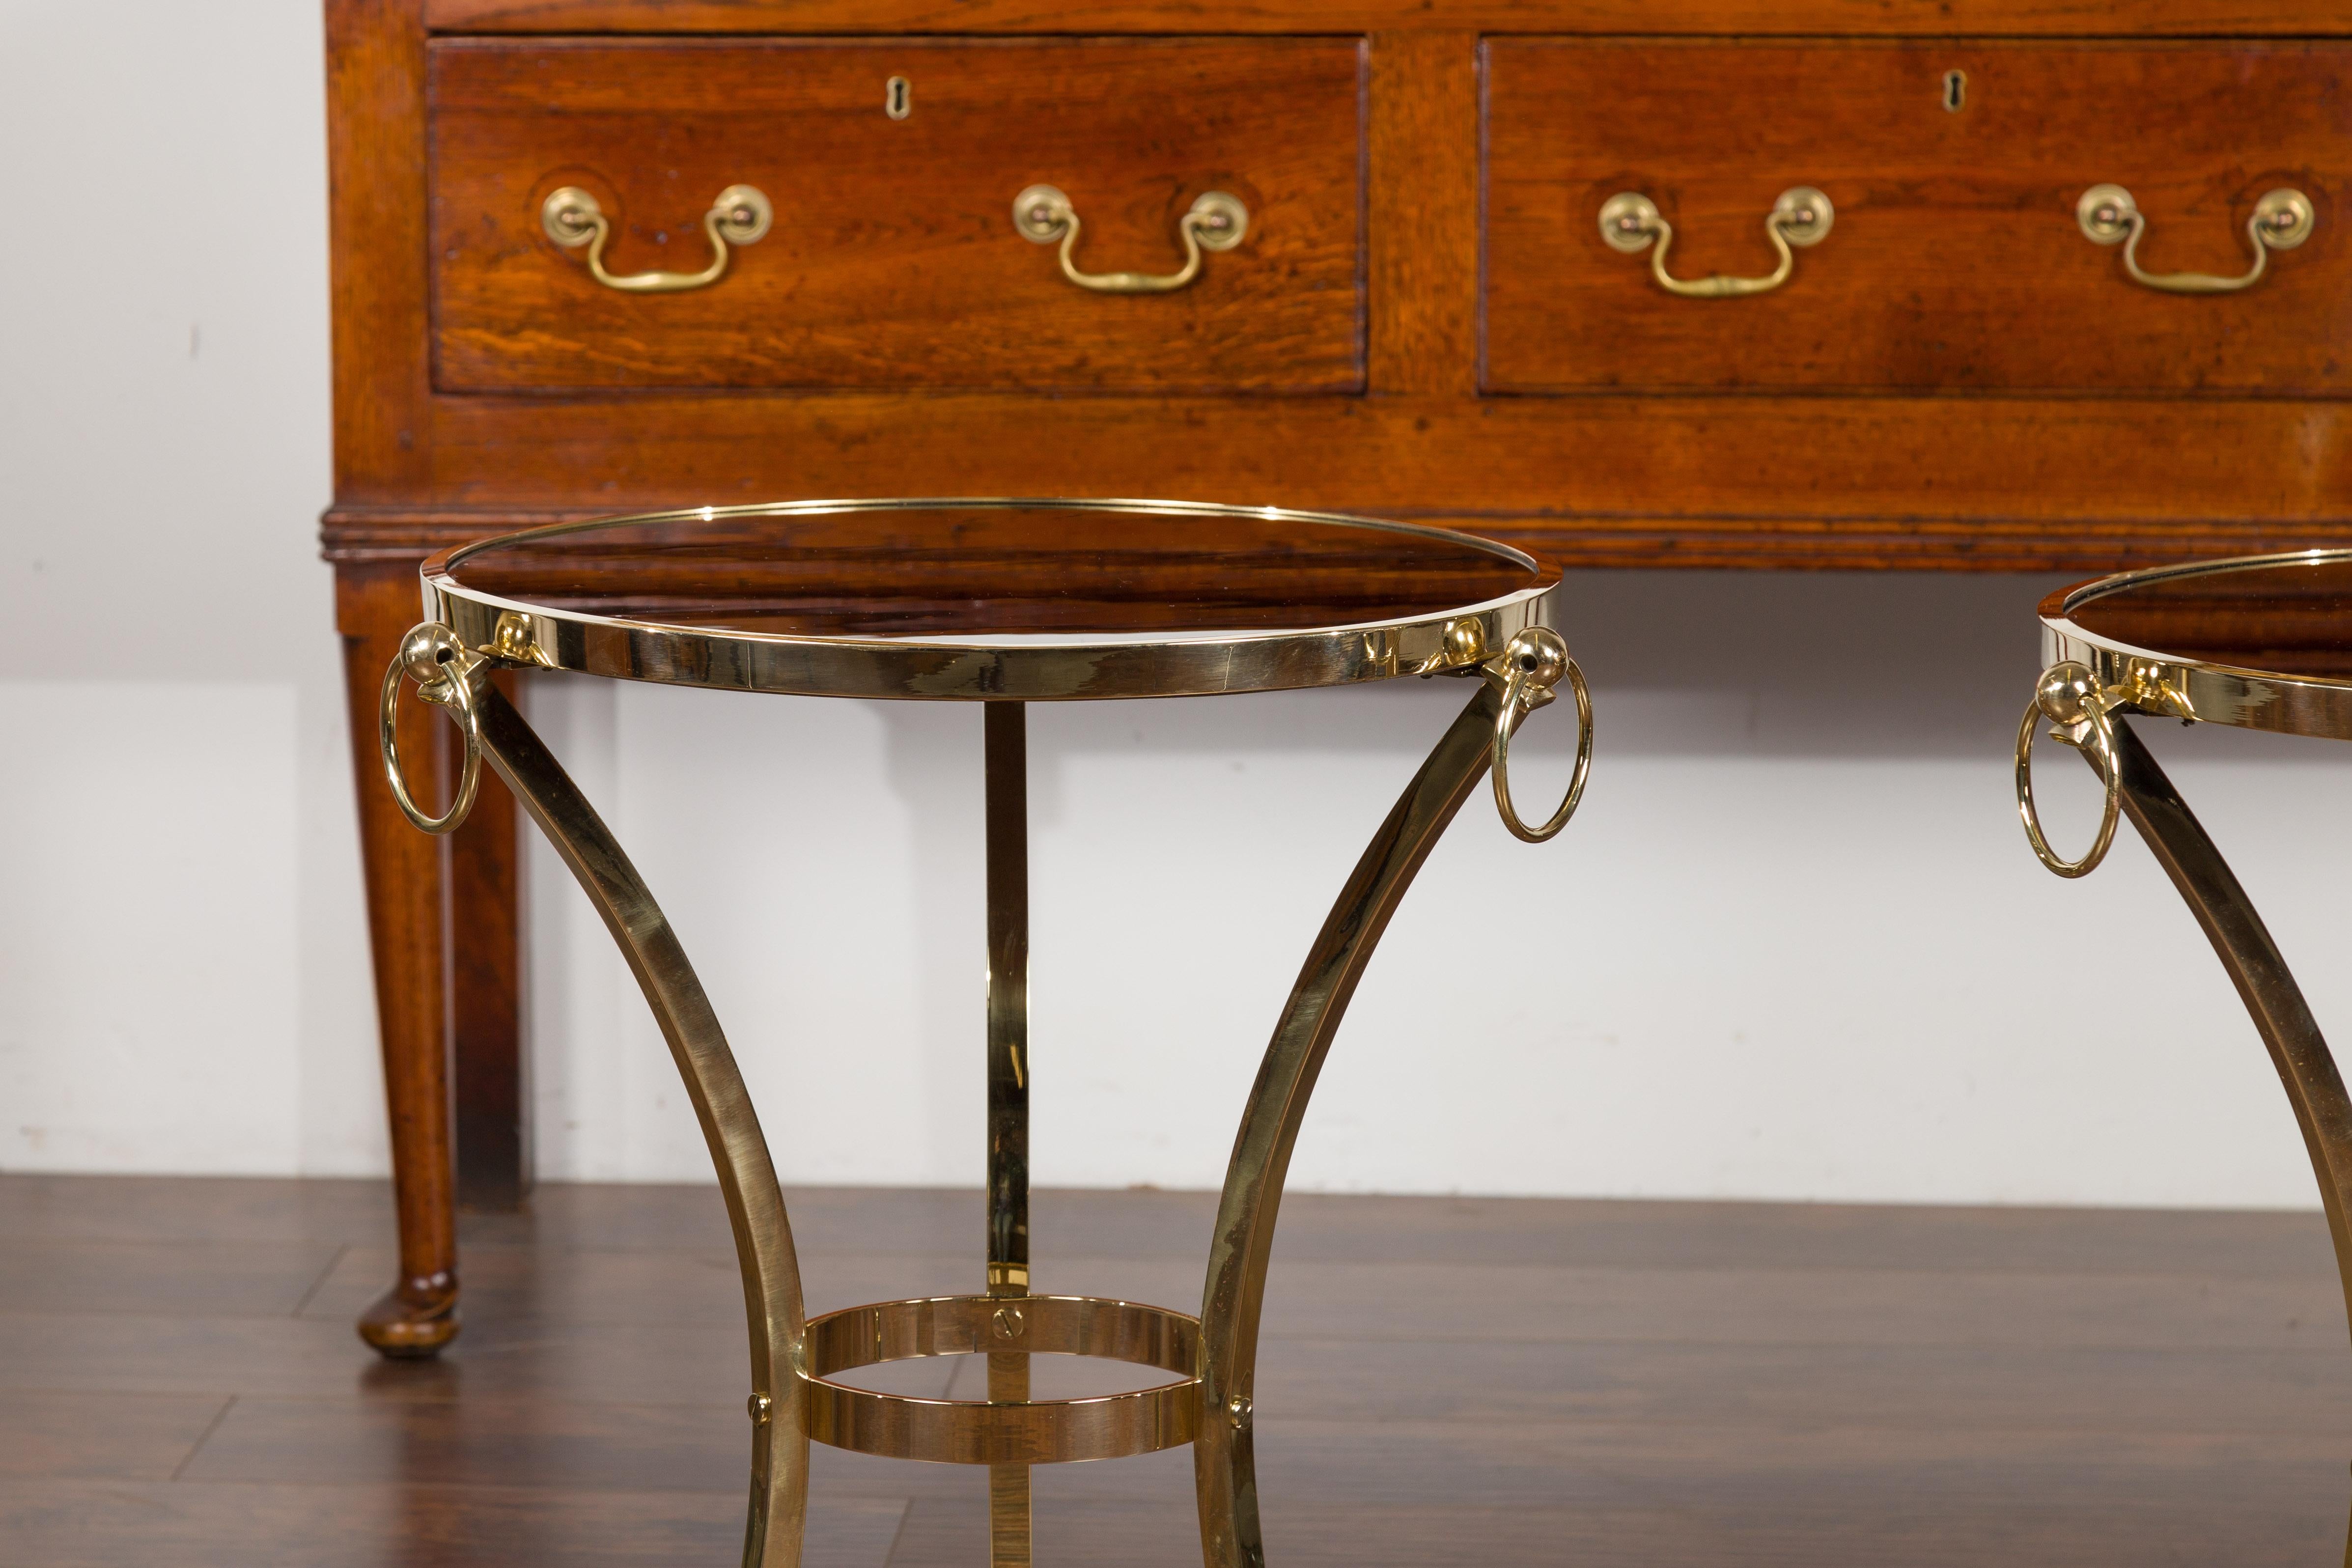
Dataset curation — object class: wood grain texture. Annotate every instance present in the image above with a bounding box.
[328,0,429,499]
[10,1178,2352,1566]
[1369,33,1477,395]
[429,38,1367,393]
[422,0,2352,37]
[1484,40,2352,395]
[379,392,2352,570]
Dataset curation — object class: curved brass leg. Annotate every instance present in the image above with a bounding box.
[470,682,810,1568]
[2101,722,2352,1338]
[1194,683,1511,1568]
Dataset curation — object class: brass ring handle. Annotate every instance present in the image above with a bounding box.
[380,624,485,837]
[2015,662,2122,879]
[2076,185,2314,294]
[1012,185,1249,294]
[1488,628,1594,844]
[1598,187,1834,299]
[541,184,773,294]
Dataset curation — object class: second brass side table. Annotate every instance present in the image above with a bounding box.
[2017,549,2352,1554]
[378,499,1592,1568]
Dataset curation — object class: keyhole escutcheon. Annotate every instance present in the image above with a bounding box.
[886,76,911,119]
[1942,68,1967,112]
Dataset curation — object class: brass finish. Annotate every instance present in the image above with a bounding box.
[540,183,773,294]
[378,623,484,835]
[2075,184,2314,294]
[1484,626,1593,844]
[393,501,1587,1566]
[800,1293,1200,1466]
[1597,186,1833,298]
[462,678,809,1568]
[2039,551,2352,743]
[2013,660,2123,879]
[1013,185,1249,294]
[425,500,1559,704]
[1195,682,1512,1568]
[983,701,1032,1567]
[2021,557,2352,1556]
[2091,727,2352,1356]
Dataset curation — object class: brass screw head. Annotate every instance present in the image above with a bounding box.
[991,1304,1024,1340]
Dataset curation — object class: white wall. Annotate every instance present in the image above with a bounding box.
[7,1,2350,1208]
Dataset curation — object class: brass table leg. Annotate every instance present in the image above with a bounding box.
[470,684,812,1568]
[1195,682,1515,1568]
[984,702,1033,1568]
[2097,721,2352,1566]
[386,625,1584,1568]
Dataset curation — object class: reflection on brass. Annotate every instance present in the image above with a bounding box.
[800,1294,1199,1466]
[1196,684,1513,1568]
[1484,627,1592,843]
[426,499,1558,703]
[541,183,773,294]
[394,501,1588,1567]
[465,682,809,1568]
[2014,660,2122,878]
[1013,185,1249,294]
[1598,186,1834,298]
[2076,184,2314,294]
[378,623,484,835]
[983,701,1032,1567]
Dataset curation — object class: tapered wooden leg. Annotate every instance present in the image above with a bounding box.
[336,561,460,1357]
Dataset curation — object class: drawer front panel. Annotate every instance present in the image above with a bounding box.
[1483,41,2350,396]
[430,38,1365,393]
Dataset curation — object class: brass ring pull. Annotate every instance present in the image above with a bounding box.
[2076,184,2314,294]
[541,184,773,294]
[2015,662,2122,879]
[1488,628,1593,844]
[380,624,484,836]
[1012,185,1249,294]
[1598,187,1834,299]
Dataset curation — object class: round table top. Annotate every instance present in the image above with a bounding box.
[424,499,1560,701]
[2040,549,2352,740]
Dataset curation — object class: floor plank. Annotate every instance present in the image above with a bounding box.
[6,1176,2352,1565]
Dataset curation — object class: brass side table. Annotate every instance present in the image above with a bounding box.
[2019,550,2352,1548]
[377,499,1593,1568]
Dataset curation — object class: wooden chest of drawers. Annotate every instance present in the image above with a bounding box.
[325,0,2352,1353]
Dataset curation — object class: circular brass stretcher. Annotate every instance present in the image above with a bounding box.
[377,500,1594,1568]
[802,1294,1198,1465]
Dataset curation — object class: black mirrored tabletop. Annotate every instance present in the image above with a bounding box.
[426,499,1559,700]
[2041,550,2352,740]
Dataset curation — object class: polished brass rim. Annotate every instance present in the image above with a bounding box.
[423,497,1561,702]
[2040,548,2352,742]
[800,1294,1200,1465]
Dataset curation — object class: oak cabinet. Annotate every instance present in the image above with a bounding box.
[326,0,2352,1355]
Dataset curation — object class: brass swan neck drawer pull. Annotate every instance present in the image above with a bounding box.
[1013,184,1249,294]
[1598,187,1833,299]
[2076,184,2314,294]
[540,184,773,294]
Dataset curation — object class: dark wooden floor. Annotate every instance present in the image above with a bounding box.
[5,1176,2352,1566]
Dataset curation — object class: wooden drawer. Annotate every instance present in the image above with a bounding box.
[429,38,1366,393]
[1482,41,2350,396]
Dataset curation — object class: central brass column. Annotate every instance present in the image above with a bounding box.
[983,701,1032,1568]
